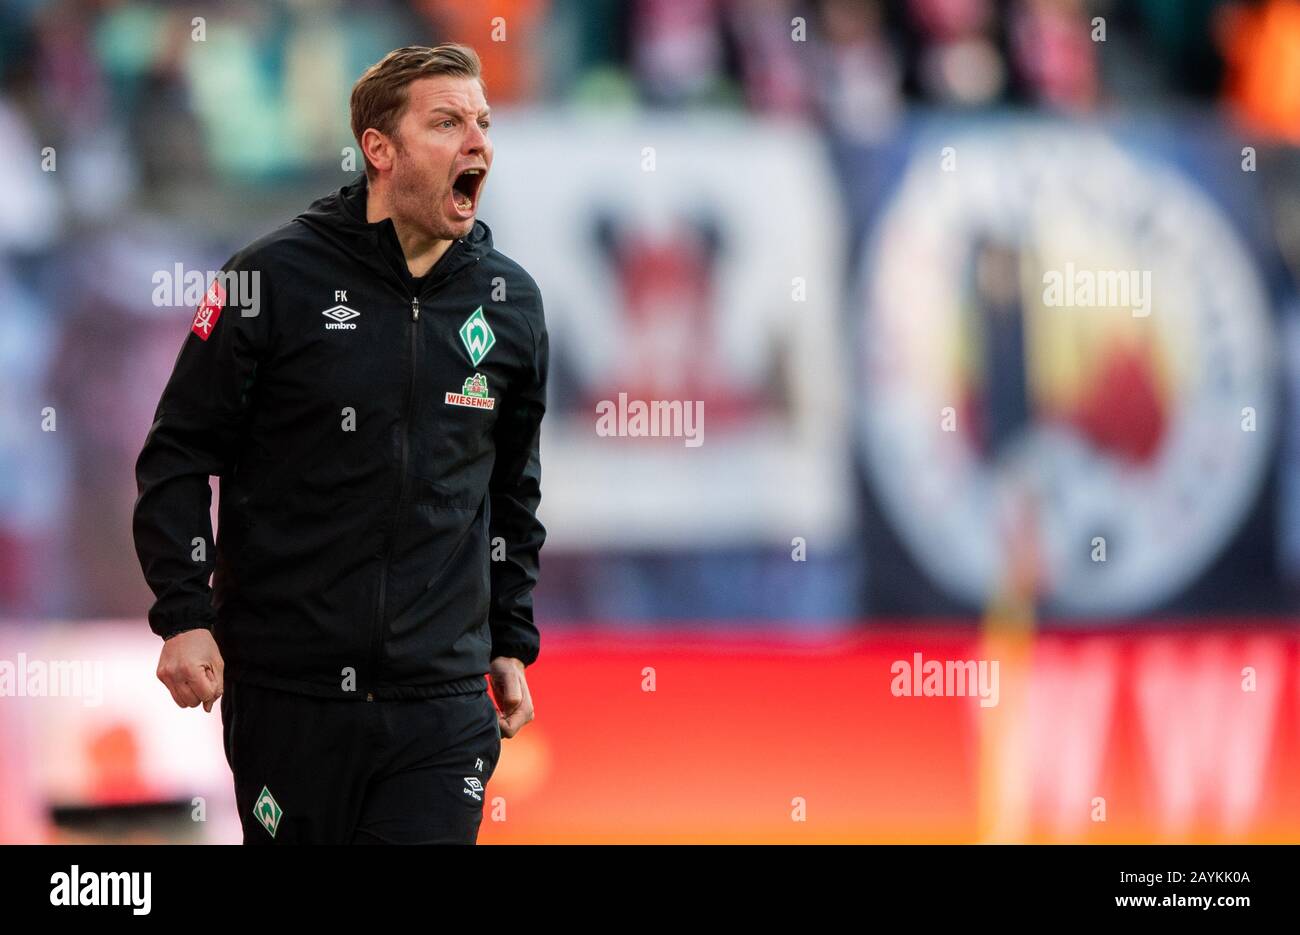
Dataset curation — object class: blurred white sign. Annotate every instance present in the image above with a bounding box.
[484,112,850,547]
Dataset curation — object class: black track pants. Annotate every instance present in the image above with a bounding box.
[220,678,502,844]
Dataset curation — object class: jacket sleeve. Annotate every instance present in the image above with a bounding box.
[487,288,549,666]
[132,253,271,639]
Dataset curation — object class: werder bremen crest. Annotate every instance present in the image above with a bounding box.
[253,785,283,838]
[459,306,496,366]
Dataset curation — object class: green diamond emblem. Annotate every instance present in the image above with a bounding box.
[458,306,496,366]
[253,785,283,838]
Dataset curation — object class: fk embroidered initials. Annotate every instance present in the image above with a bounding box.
[191,281,226,341]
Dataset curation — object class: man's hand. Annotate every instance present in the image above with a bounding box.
[158,628,225,712]
[488,656,534,738]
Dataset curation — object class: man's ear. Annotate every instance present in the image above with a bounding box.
[361,127,396,175]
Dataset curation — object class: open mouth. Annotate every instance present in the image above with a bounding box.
[452,167,485,213]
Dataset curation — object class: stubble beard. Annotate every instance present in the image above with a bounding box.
[391,146,473,243]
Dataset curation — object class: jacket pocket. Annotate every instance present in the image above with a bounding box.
[424,500,488,591]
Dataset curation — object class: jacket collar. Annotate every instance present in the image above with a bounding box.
[295,172,490,292]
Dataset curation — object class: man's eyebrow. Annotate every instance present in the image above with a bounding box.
[427,105,492,118]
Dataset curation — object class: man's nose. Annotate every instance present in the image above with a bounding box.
[463,123,487,154]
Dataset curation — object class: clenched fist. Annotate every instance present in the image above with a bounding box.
[158,628,225,712]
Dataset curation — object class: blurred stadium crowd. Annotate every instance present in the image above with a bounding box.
[1,0,1299,627]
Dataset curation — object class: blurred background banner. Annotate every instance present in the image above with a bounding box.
[849,116,1284,618]
[1,0,1299,843]
[5,620,1300,843]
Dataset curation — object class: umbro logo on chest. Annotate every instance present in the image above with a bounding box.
[322,291,359,330]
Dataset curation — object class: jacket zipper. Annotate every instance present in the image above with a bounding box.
[367,293,420,700]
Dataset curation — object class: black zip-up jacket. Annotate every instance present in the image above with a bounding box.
[132,173,547,700]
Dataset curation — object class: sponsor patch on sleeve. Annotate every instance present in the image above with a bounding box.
[191,280,226,341]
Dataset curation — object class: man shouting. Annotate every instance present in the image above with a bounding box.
[133,44,547,844]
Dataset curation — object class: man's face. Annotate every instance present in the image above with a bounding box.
[387,75,492,241]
